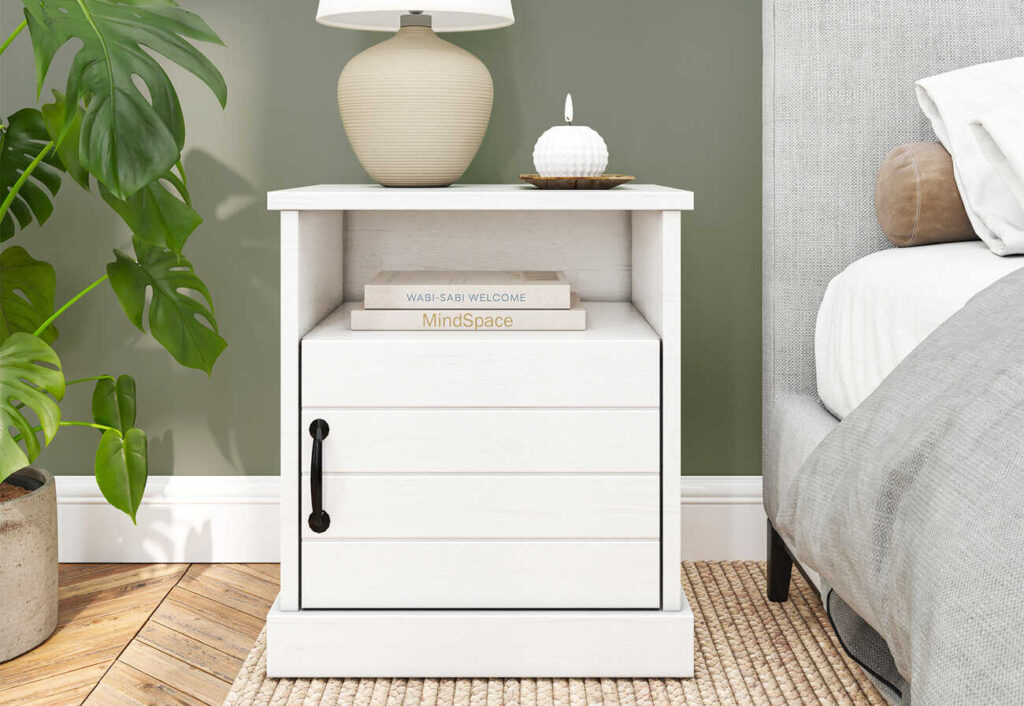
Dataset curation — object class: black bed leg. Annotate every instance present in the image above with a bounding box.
[766,520,793,602]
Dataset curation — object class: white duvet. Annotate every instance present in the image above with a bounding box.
[815,241,1024,418]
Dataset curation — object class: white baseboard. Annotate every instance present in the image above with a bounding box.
[680,475,766,561]
[56,475,280,563]
[55,474,764,563]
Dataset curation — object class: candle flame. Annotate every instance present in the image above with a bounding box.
[564,93,573,125]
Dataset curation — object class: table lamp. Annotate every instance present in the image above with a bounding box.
[316,1,515,187]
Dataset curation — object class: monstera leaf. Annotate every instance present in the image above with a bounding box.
[23,0,227,200]
[0,332,64,482]
[41,93,88,189]
[91,374,146,520]
[100,167,202,255]
[94,427,147,523]
[42,94,201,254]
[0,246,58,343]
[1,108,63,241]
[107,238,226,373]
[92,375,136,434]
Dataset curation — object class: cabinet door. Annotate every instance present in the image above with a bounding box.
[298,409,663,609]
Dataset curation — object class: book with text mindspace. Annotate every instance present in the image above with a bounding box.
[351,295,586,331]
[363,270,571,309]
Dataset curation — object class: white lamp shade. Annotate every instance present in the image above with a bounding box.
[316,0,514,31]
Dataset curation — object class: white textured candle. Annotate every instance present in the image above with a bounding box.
[532,94,609,177]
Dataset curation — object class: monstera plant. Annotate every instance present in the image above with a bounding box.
[0,0,227,522]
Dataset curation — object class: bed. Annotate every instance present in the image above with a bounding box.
[762,2,1024,703]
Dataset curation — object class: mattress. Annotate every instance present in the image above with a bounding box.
[815,241,1024,418]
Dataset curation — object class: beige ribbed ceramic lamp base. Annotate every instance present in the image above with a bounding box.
[337,25,493,187]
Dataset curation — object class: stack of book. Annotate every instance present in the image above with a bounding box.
[351,270,586,331]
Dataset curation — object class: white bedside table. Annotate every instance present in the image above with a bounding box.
[266,184,694,678]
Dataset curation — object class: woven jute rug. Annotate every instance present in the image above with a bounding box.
[223,562,885,705]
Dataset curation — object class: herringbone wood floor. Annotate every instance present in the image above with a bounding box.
[0,563,279,706]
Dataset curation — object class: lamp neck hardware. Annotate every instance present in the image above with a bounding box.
[401,12,432,28]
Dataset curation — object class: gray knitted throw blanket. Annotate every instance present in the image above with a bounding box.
[777,267,1024,705]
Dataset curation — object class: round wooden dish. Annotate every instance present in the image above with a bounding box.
[519,174,635,190]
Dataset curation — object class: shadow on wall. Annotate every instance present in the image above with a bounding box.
[148,430,175,479]
[456,28,521,181]
[182,150,278,478]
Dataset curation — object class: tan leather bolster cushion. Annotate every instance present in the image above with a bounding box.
[875,142,977,247]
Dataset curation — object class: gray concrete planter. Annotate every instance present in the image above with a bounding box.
[0,467,58,663]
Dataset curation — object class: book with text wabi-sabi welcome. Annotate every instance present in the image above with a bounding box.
[363,270,572,310]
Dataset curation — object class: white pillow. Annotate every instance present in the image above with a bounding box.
[971,104,1024,220]
[916,57,1024,255]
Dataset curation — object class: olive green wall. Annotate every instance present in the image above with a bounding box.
[0,1,761,477]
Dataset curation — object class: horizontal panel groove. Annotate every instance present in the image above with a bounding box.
[294,607,666,613]
[302,472,660,477]
[301,405,662,410]
[302,537,660,543]
[301,406,659,412]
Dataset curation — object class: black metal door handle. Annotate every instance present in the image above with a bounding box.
[308,419,331,533]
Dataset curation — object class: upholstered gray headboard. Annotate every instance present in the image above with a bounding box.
[762,1,1024,450]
